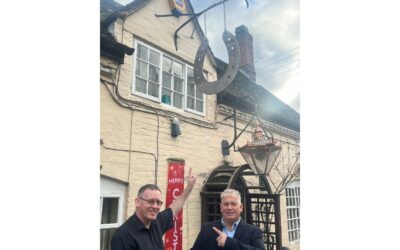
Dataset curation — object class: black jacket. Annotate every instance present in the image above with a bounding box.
[190,219,266,250]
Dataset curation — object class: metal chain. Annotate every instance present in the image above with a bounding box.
[204,12,207,37]
[223,1,226,31]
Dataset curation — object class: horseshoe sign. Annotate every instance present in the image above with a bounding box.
[193,30,241,95]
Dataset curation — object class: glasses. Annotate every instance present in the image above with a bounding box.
[139,197,163,206]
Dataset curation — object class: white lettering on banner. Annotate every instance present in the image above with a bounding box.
[173,218,178,250]
[172,187,180,250]
[172,188,180,199]
[168,178,184,184]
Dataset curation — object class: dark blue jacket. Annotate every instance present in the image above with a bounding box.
[190,219,266,250]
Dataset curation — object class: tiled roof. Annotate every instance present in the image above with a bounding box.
[216,58,300,132]
[100,0,136,64]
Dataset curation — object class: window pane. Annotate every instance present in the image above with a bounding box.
[161,88,171,104]
[174,77,183,93]
[187,82,195,96]
[137,44,148,61]
[196,86,203,99]
[163,57,172,73]
[187,67,193,78]
[286,184,300,242]
[149,50,160,66]
[149,65,159,83]
[173,93,183,108]
[136,60,148,79]
[187,96,194,109]
[162,72,172,89]
[196,100,203,112]
[101,197,119,224]
[135,77,146,94]
[148,82,159,98]
[100,228,117,250]
[173,62,183,77]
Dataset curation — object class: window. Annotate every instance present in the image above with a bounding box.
[161,56,184,108]
[133,41,205,114]
[135,44,161,99]
[186,67,204,113]
[285,180,300,242]
[100,177,126,250]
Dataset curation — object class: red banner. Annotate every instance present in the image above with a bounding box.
[164,160,184,250]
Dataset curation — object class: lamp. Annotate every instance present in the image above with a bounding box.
[171,117,181,137]
[237,122,281,176]
[221,104,282,175]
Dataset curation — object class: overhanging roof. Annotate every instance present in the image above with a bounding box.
[216,58,300,132]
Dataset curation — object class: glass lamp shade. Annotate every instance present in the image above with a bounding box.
[238,142,281,175]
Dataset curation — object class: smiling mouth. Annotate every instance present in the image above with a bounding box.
[149,209,159,214]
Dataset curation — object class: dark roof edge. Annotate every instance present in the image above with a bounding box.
[217,57,299,115]
[101,31,135,64]
[215,58,299,132]
[101,0,152,29]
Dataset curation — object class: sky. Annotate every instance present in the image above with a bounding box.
[115,0,300,112]
[190,0,300,112]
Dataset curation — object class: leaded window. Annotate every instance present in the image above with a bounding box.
[133,41,205,115]
[285,181,300,242]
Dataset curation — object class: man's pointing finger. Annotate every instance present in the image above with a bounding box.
[212,227,223,235]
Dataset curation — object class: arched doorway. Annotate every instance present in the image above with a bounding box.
[200,163,282,250]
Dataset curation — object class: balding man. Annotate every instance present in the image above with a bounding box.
[112,168,197,250]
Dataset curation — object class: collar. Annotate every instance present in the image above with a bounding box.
[221,217,241,231]
[131,213,151,231]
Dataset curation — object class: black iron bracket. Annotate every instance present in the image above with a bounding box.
[155,13,196,17]
[154,0,249,51]
[223,102,275,151]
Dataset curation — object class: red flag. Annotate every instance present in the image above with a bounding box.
[164,160,184,250]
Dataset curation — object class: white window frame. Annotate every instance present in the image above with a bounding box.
[185,66,205,115]
[132,41,162,102]
[100,192,124,229]
[285,180,300,243]
[132,40,205,116]
[160,54,186,110]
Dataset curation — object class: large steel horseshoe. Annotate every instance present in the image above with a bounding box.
[193,30,241,95]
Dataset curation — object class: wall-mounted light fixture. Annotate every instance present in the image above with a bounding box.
[171,117,181,137]
[237,122,281,176]
[224,106,281,176]
[221,139,230,156]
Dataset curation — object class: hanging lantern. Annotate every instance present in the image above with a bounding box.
[238,123,281,175]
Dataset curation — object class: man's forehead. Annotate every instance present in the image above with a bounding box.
[142,189,162,197]
[222,195,239,201]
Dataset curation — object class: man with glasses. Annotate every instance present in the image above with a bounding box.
[111,168,197,250]
[190,188,266,250]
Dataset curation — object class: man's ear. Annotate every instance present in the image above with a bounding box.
[135,197,140,207]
